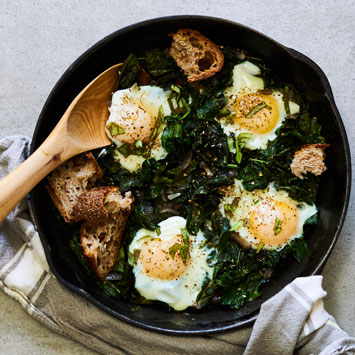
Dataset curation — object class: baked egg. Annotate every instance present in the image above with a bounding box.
[128,216,214,311]
[106,85,172,172]
[222,61,300,150]
[220,180,317,251]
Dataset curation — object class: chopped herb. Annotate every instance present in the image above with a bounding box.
[151,105,165,141]
[227,137,235,152]
[235,133,253,164]
[273,217,282,235]
[117,143,131,158]
[199,239,208,249]
[117,142,150,159]
[219,109,230,116]
[169,243,182,259]
[224,204,234,212]
[230,220,243,231]
[246,102,269,118]
[222,163,239,168]
[68,46,325,312]
[106,122,125,136]
[256,241,264,253]
[135,140,143,148]
[253,199,259,205]
[169,227,190,264]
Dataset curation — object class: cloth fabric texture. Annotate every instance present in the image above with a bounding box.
[1,135,354,355]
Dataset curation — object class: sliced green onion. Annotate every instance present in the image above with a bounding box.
[106,122,125,136]
[135,139,143,148]
[117,143,131,158]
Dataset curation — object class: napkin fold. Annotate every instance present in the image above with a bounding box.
[1,135,354,355]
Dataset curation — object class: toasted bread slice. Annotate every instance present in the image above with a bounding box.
[78,187,134,279]
[169,29,224,82]
[46,152,103,223]
[290,143,330,179]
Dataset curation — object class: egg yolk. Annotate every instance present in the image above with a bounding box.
[250,198,298,248]
[111,100,154,144]
[139,235,189,280]
[234,92,279,134]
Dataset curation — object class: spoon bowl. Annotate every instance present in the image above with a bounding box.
[0,64,120,222]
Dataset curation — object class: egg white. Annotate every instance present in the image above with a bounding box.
[106,85,172,172]
[220,180,317,251]
[221,61,300,150]
[128,216,214,311]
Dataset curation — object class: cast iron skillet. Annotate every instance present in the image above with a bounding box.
[29,15,351,334]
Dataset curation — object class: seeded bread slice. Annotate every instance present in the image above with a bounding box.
[46,152,103,223]
[169,29,224,82]
[78,187,134,279]
[290,143,330,179]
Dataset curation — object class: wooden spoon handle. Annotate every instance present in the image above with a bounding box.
[0,134,73,222]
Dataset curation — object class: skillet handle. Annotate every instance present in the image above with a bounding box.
[0,129,74,222]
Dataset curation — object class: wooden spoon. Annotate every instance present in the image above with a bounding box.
[0,64,121,222]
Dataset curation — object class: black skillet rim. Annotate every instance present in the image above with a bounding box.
[29,15,352,335]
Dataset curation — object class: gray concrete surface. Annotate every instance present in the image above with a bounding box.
[1,0,354,353]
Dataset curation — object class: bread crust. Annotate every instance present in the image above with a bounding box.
[46,152,103,223]
[79,188,134,279]
[169,29,224,82]
[72,186,134,223]
[290,143,330,179]
[72,186,117,223]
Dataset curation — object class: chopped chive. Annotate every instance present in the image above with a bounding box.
[273,217,282,235]
[230,220,243,231]
[246,102,269,118]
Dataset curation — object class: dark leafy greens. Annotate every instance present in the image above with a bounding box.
[66,45,325,310]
